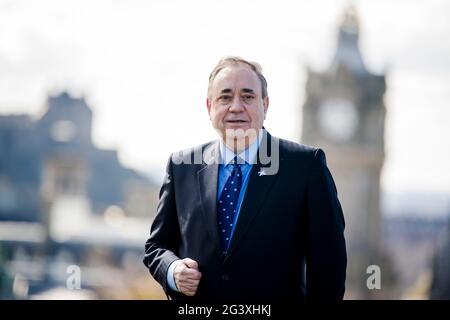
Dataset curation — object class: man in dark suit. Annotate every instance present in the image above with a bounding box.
[143,57,347,300]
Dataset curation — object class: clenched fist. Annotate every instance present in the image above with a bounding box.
[174,258,202,296]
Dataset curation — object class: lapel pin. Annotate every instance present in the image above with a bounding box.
[258,169,267,176]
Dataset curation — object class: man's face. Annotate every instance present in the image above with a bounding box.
[207,64,269,148]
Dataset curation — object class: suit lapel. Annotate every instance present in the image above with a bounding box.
[197,141,222,260]
[226,132,280,260]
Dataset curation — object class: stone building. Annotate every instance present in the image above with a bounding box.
[0,91,157,222]
[301,7,393,298]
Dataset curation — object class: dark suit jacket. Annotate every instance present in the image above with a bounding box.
[143,131,346,300]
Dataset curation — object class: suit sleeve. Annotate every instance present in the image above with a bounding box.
[143,155,181,295]
[304,148,347,300]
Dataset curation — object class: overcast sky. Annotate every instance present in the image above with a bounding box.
[1,0,449,195]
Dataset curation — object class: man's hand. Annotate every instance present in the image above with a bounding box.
[174,258,202,296]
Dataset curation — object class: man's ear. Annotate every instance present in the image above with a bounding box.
[263,96,269,116]
[206,97,211,114]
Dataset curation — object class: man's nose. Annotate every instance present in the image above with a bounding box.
[228,95,245,112]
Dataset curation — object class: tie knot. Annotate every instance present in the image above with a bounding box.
[231,157,242,170]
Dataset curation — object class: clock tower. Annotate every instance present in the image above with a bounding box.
[301,7,388,298]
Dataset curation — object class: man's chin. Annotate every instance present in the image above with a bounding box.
[219,127,260,152]
[224,128,256,139]
[224,124,249,132]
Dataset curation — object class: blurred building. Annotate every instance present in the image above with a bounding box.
[429,218,450,299]
[0,115,40,221]
[0,91,157,221]
[301,7,395,298]
[0,91,162,299]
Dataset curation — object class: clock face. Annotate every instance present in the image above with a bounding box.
[50,120,77,142]
[317,99,359,142]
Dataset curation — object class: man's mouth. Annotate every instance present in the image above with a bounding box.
[226,120,247,123]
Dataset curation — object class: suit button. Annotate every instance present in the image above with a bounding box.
[222,274,229,281]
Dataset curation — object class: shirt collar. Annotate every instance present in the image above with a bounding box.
[219,129,264,166]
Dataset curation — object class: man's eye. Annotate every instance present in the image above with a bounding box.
[219,96,232,101]
[242,95,254,101]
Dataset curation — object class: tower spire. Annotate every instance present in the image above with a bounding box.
[329,5,368,75]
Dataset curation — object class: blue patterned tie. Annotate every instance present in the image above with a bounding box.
[217,157,242,255]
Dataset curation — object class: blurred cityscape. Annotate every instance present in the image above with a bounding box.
[1,4,450,299]
[0,91,165,299]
